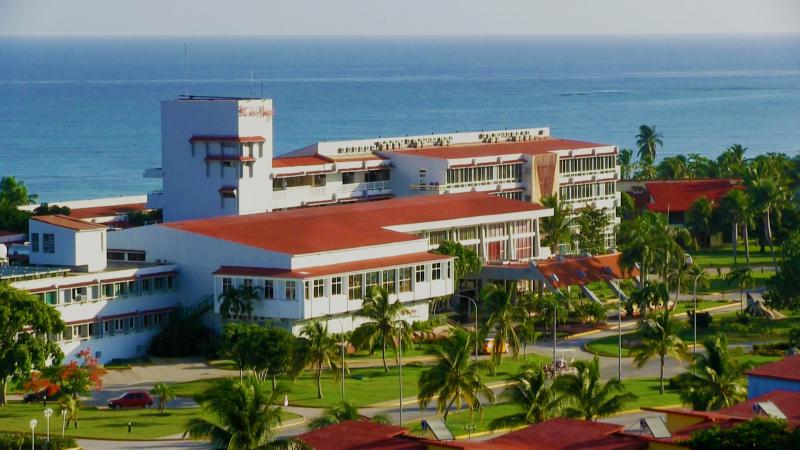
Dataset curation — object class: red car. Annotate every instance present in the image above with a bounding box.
[107,390,154,409]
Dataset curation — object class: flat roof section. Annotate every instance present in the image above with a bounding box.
[163,192,548,255]
[0,265,71,282]
[390,138,610,160]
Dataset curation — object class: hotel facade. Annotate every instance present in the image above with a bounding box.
[6,96,625,363]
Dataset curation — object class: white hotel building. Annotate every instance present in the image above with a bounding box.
[6,96,625,363]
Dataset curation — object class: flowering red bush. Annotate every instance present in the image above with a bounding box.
[25,348,107,398]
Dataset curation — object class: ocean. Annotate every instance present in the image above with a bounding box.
[0,35,799,202]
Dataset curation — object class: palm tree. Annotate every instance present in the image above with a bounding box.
[480,283,522,364]
[668,264,706,307]
[618,148,635,180]
[0,176,38,207]
[300,322,343,400]
[308,401,390,430]
[540,195,574,255]
[674,335,755,410]
[417,329,495,421]
[628,282,669,317]
[630,310,690,393]
[185,378,309,450]
[635,162,658,180]
[745,166,788,268]
[725,267,753,311]
[488,363,560,430]
[635,125,663,163]
[657,156,689,180]
[553,357,636,421]
[716,144,747,178]
[351,286,410,372]
[685,197,713,248]
[150,382,176,415]
[219,286,261,321]
[718,189,754,267]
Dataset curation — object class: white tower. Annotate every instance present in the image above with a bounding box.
[156,96,274,222]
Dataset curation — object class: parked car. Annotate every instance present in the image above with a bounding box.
[22,386,59,404]
[107,390,154,409]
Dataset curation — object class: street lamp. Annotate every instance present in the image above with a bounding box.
[60,409,66,439]
[335,317,347,401]
[454,294,479,363]
[601,266,622,380]
[548,274,561,364]
[29,419,37,450]
[43,408,53,446]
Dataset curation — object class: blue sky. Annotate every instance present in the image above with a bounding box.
[1,0,798,36]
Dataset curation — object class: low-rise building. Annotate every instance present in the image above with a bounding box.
[745,354,800,398]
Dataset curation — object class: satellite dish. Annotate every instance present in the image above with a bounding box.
[0,244,7,259]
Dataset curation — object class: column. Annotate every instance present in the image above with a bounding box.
[533,218,541,258]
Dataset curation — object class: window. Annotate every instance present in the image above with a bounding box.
[459,227,477,241]
[285,281,297,300]
[304,281,310,299]
[313,279,325,299]
[382,269,396,294]
[154,277,164,290]
[415,265,426,283]
[167,276,175,289]
[516,237,532,260]
[43,233,55,254]
[399,267,412,293]
[104,321,111,334]
[221,277,232,294]
[115,319,124,331]
[143,315,152,328]
[107,251,125,260]
[331,277,343,296]
[242,278,253,289]
[342,172,356,185]
[486,223,505,238]
[365,271,380,294]
[43,291,57,305]
[348,274,363,300]
[154,313,164,326]
[264,280,274,299]
[127,251,146,262]
[432,263,442,280]
[128,317,135,330]
[30,233,39,253]
[428,230,448,246]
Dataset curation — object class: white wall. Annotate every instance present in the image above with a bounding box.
[383,151,448,197]
[160,98,274,222]
[29,221,106,272]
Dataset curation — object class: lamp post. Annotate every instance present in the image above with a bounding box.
[548,274,561,364]
[60,409,66,439]
[398,327,403,426]
[29,419,37,450]
[455,294,478,362]
[44,407,53,446]
[684,255,702,373]
[336,317,346,401]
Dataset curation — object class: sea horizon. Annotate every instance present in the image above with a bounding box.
[1,34,799,202]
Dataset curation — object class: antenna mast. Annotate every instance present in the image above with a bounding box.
[184,41,190,96]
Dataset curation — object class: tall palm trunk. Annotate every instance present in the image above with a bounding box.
[0,380,6,407]
[731,221,738,265]
[382,340,389,372]
[742,224,751,267]
[659,354,665,394]
[316,362,323,399]
[443,397,458,421]
[764,212,777,269]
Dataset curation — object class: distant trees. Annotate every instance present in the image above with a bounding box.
[0,176,37,207]
[685,197,714,248]
[635,125,663,163]
[718,189,754,266]
[765,230,800,313]
[308,401,390,430]
[150,383,176,415]
[219,286,261,321]
[480,283,522,364]
[221,323,295,387]
[725,267,753,311]
[0,283,65,406]
[489,363,560,430]
[540,195,574,254]
[298,322,344,400]
[576,207,611,255]
[687,417,800,450]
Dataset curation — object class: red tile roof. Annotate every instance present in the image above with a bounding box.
[69,203,146,220]
[215,252,453,279]
[272,155,334,168]
[391,138,610,160]
[31,215,107,231]
[645,179,741,213]
[486,418,645,450]
[297,421,424,450]
[163,192,548,255]
[718,390,800,419]
[189,135,265,143]
[536,253,638,288]
[746,355,800,382]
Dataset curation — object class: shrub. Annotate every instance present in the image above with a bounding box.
[734,311,751,326]
[0,433,77,450]
[788,326,800,348]
[751,343,789,357]
[687,310,713,329]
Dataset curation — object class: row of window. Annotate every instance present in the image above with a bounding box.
[273,170,391,192]
[33,275,176,306]
[425,221,534,247]
[559,155,616,175]
[58,312,167,342]
[107,250,146,262]
[30,233,56,254]
[445,163,523,185]
[559,181,616,201]
[221,262,450,302]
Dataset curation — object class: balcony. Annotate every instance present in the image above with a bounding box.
[272,181,391,208]
[411,179,523,194]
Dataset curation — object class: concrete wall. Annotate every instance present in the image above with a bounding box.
[29,221,107,272]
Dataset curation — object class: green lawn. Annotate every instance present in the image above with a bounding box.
[585,314,800,357]
[672,300,731,315]
[408,377,682,438]
[691,243,777,268]
[174,354,549,408]
[696,271,772,295]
